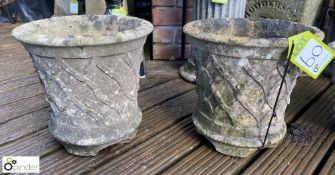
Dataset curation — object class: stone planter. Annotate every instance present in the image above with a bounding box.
[184,18,324,157]
[12,15,153,156]
[180,0,247,83]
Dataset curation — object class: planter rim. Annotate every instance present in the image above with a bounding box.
[12,15,153,47]
[329,41,335,50]
[183,18,324,48]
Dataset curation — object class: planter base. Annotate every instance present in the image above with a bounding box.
[60,131,137,156]
[179,60,196,83]
[62,143,106,157]
[194,116,281,158]
[209,138,258,158]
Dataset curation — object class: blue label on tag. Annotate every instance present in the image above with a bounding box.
[70,3,79,14]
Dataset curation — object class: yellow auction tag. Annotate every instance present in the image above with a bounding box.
[111,7,128,16]
[211,0,229,4]
[70,0,79,14]
[288,31,335,79]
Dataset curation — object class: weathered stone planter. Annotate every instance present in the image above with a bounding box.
[12,15,153,156]
[184,18,324,157]
[180,0,247,83]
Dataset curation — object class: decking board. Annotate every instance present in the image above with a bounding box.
[0,74,39,93]
[0,83,44,106]
[162,77,331,175]
[145,61,183,77]
[0,94,49,124]
[39,90,197,175]
[243,86,335,175]
[138,78,195,110]
[0,128,60,157]
[88,118,200,175]
[320,147,335,175]
[285,76,331,123]
[139,76,177,92]
[0,107,50,146]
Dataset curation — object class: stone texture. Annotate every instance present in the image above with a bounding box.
[179,58,196,82]
[180,0,247,83]
[54,0,71,16]
[245,0,324,25]
[184,18,324,157]
[85,0,106,15]
[329,41,335,50]
[0,0,15,7]
[12,15,153,156]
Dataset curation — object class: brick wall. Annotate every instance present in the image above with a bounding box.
[184,0,193,59]
[152,0,193,60]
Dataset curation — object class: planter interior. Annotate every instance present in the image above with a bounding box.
[12,15,153,156]
[184,18,324,157]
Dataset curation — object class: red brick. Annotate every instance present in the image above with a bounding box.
[175,27,182,44]
[184,44,191,59]
[152,0,175,7]
[153,26,176,43]
[187,0,193,8]
[153,44,182,60]
[152,7,183,25]
[186,8,193,23]
[176,0,183,7]
[185,35,191,44]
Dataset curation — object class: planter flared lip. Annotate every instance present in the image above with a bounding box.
[183,18,324,48]
[329,41,335,50]
[12,15,153,47]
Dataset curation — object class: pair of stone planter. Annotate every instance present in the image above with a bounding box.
[184,18,324,157]
[13,14,324,158]
[12,15,153,156]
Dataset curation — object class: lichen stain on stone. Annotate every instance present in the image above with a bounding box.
[93,20,104,30]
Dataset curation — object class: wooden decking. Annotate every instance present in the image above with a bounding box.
[0,23,335,175]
